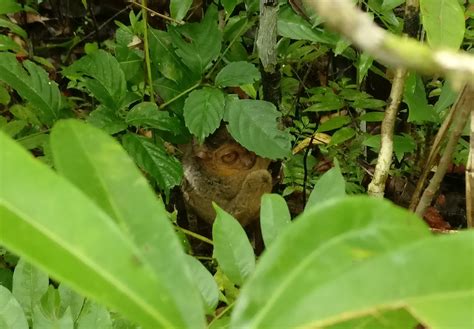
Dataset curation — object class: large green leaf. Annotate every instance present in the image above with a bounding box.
[148,28,197,84]
[12,259,49,322]
[75,300,113,329]
[420,0,465,49]
[0,286,28,329]
[0,53,61,126]
[169,5,222,75]
[121,133,183,195]
[183,87,225,143]
[170,0,192,21]
[184,255,219,314]
[277,5,337,44]
[212,205,255,287]
[62,50,127,111]
[260,194,291,248]
[403,73,437,123]
[215,61,261,87]
[231,197,474,328]
[50,120,202,327]
[32,286,74,329]
[0,131,203,328]
[125,102,184,133]
[224,98,291,159]
[305,161,346,210]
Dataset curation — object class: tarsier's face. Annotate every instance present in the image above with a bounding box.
[197,142,270,177]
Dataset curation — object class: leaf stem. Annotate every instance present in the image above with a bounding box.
[141,0,154,101]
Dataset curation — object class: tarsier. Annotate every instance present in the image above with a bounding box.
[181,126,273,227]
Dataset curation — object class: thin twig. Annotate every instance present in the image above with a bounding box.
[141,0,154,101]
[130,1,184,25]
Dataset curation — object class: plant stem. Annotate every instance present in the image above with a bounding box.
[176,227,214,245]
[415,86,473,217]
[158,82,201,109]
[141,0,154,102]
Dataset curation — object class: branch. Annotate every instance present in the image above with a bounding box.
[415,86,473,216]
[303,0,474,86]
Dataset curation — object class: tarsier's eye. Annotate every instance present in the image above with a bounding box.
[221,151,239,164]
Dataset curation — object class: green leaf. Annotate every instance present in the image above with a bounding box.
[317,116,351,133]
[62,50,127,111]
[0,0,23,14]
[169,5,222,75]
[76,300,113,329]
[0,129,202,328]
[32,285,74,329]
[0,34,22,52]
[58,284,84,322]
[149,28,197,84]
[260,194,291,248]
[351,98,386,109]
[212,205,255,286]
[230,197,474,328]
[1,120,27,138]
[184,255,219,314]
[125,102,183,133]
[434,81,458,114]
[215,61,261,87]
[0,17,27,39]
[305,161,345,210]
[403,73,437,123]
[382,0,405,11]
[420,0,465,49]
[87,105,127,134]
[170,0,192,21]
[359,112,385,122]
[0,84,11,105]
[278,5,337,44]
[221,0,241,15]
[224,98,291,159]
[184,87,225,143]
[50,120,202,328]
[329,127,356,145]
[356,53,373,85]
[0,53,61,126]
[0,285,28,329]
[121,133,183,195]
[12,259,49,322]
[363,134,416,161]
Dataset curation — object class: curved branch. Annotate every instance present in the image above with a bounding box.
[303,0,474,85]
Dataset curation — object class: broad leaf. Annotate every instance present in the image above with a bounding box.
[50,120,201,327]
[329,127,356,145]
[403,73,437,123]
[260,194,291,248]
[0,285,28,329]
[76,300,113,329]
[278,5,337,44]
[32,286,74,329]
[212,205,255,286]
[12,259,49,322]
[316,116,350,133]
[184,255,219,314]
[87,105,127,134]
[169,5,222,75]
[420,0,465,49]
[231,197,474,328]
[305,161,346,210]
[170,0,193,21]
[121,133,183,195]
[126,102,183,133]
[0,53,61,126]
[184,87,225,143]
[58,284,84,323]
[215,61,261,87]
[62,50,127,111]
[0,130,202,328]
[224,98,291,159]
[149,28,198,84]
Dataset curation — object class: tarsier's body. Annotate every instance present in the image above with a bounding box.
[182,126,273,226]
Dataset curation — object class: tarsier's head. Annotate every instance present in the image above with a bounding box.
[182,126,273,226]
